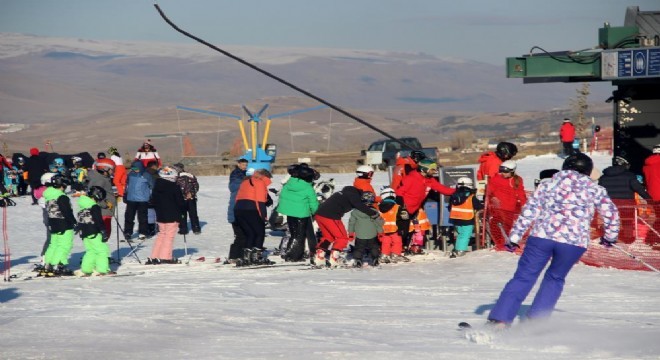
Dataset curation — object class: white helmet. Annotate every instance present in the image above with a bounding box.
[40,172,57,186]
[500,160,517,173]
[71,156,83,165]
[356,165,374,179]
[380,187,396,200]
[456,177,474,188]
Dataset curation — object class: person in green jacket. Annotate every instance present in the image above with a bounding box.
[76,186,113,276]
[348,191,384,268]
[42,174,76,276]
[277,166,319,262]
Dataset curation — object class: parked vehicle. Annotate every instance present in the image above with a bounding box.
[359,137,437,170]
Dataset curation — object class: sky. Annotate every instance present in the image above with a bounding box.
[0,0,658,65]
[2,152,660,359]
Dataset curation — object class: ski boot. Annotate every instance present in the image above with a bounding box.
[353,259,363,268]
[391,254,411,263]
[236,248,253,267]
[56,264,74,276]
[328,250,343,268]
[379,254,391,264]
[38,264,54,277]
[313,249,327,268]
[251,248,275,265]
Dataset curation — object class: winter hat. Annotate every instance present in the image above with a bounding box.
[30,147,39,156]
[653,144,660,154]
[158,166,178,181]
[95,158,116,172]
[97,152,106,159]
[173,163,185,172]
[563,118,571,122]
[613,156,629,167]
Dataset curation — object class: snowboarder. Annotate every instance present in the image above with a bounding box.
[487,153,620,328]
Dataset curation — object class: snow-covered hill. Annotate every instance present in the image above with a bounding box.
[1,152,658,360]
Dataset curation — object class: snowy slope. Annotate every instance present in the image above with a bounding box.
[1,152,659,360]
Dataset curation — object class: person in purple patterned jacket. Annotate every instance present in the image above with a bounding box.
[487,153,620,327]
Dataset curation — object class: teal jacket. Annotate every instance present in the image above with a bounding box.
[276,177,319,218]
[348,208,383,239]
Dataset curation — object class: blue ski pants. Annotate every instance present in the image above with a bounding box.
[488,236,586,323]
[455,224,473,251]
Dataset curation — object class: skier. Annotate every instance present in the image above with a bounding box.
[348,191,384,267]
[147,166,186,265]
[487,153,619,328]
[391,150,427,190]
[34,172,56,270]
[134,139,162,168]
[42,174,76,276]
[108,146,127,199]
[69,156,88,194]
[395,159,455,252]
[353,165,381,204]
[26,147,48,205]
[87,158,117,237]
[598,156,651,244]
[486,160,527,251]
[313,185,379,267]
[276,165,319,262]
[377,187,410,263]
[232,168,274,266]
[76,186,114,276]
[173,163,201,235]
[123,161,153,241]
[448,177,483,258]
[227,158,248,262]
[476,142,518,181]
[559,118,576,157]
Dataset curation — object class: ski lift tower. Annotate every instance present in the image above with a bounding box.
[176,104,327,173]
[505,6,660,173]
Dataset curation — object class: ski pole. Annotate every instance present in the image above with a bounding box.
[611,243,660,274]
[114,198,121,264]
[112,213,142,264]
[3,205,10,282]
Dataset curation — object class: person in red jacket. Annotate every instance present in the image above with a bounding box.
[559,118,576,157]
[643,144,660,201]
[487,160,527,250]
[395,159,455,251]
[477,142,518,181]
[391,150,427,190]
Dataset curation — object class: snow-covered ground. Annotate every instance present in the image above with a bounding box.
[1,152,659,360]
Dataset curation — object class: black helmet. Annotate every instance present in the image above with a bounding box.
[562,153,593,176]
[495,142,518,161]
[360,191,376,205]
[287,163,300,177]
[613,156,630,168]
[50,174,68,188]
[409,150,426,163]
[88,186,107,202]
[297,166,316,183]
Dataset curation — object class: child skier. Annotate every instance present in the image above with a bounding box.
[42,174,76,276]
[348,191,384,267]
[70,156,88,195]
[377,187,410,263]
[75,186,114,276]
[448,177,483,258]
[314,186,379,267]
[147,166,185,265]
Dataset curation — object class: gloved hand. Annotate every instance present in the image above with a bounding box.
[102,232,109,243]
[599,237,617,248]
[370,211,381,220]
[505,241,520,252]
[105,201,113,211]
[348,233,356,241]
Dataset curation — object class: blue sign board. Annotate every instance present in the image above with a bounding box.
[603,47,660,80]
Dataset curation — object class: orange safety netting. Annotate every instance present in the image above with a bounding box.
[481,197,660,272]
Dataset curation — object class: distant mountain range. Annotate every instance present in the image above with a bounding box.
[0,33,614,157]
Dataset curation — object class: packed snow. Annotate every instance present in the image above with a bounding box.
[1,152,659,360]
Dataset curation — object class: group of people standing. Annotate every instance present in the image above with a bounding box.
[21,140,201,276]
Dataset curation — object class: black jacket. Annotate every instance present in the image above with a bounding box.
[598,165,651,200]
[315,186,377,220]
[26,154,48,186]
[48,194,77,233]
[151,178,186,223]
